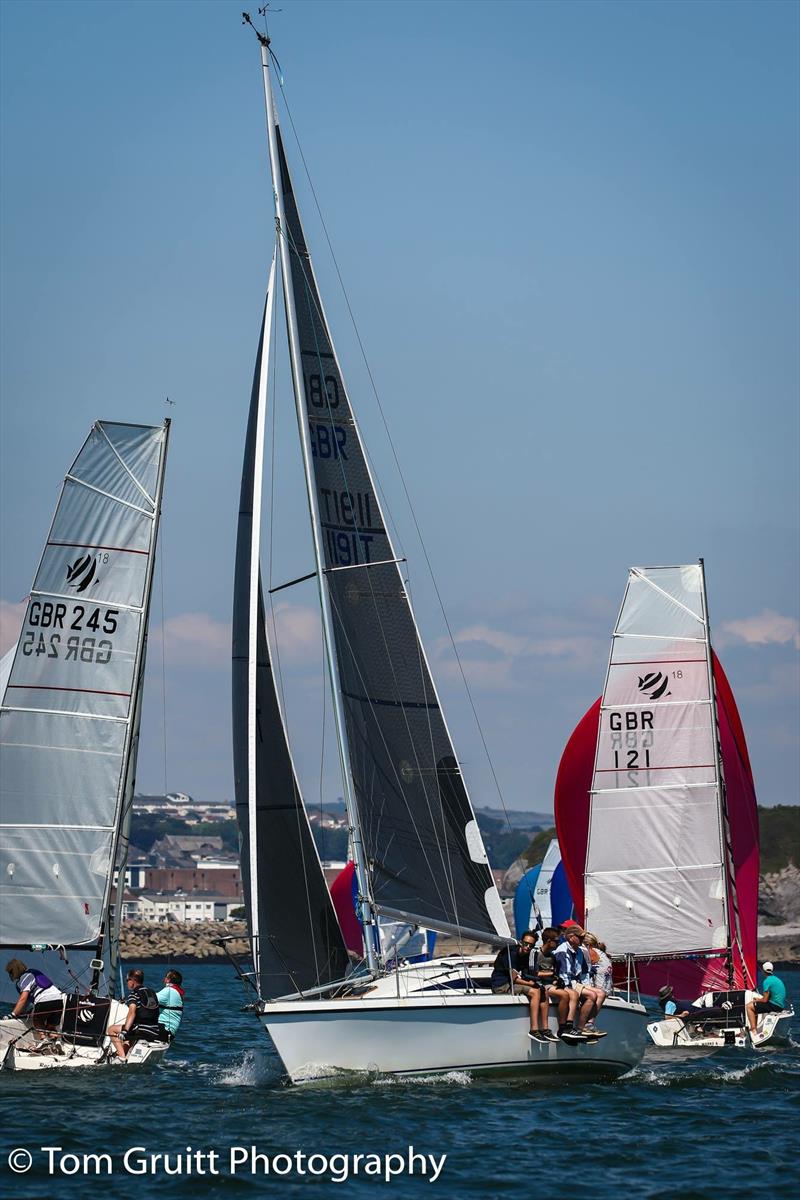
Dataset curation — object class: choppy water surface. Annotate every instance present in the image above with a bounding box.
[2,965,798,1198]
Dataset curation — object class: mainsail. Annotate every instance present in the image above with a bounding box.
[271,123,508,944]
[233,272,350,998]
[555,564,757,986]
[0,421,169,952]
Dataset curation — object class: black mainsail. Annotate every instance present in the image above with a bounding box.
[233,279,350,998]
[272,129,509,944]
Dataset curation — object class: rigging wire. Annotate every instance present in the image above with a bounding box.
[158,517,168,797]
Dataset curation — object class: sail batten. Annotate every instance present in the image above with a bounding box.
[0,420,168,950]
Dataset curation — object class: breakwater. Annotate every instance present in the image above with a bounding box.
[120,920,249,964]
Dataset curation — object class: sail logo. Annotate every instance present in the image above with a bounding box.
[66,553,99,594]
[637,671,671,700]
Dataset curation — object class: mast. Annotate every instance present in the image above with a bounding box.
[698,557,740,988]
[254,30,379,972]
[100,418,171,992]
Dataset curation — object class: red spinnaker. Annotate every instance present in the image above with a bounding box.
[330,861,363,956]
[554,654,759,995]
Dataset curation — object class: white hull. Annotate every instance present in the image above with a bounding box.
[256,957,647,1083]
[0,999,170,1072]
[3,1038,168,1072]
[647,1006,794,1051]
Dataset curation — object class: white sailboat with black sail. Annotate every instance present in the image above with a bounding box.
[0,420,170,1070]
[231,19,646,1084]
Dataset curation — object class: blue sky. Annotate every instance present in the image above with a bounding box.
[1,0,797,814]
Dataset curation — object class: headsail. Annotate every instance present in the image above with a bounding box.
[0,421,169,950]
[233,269,350,998]
[272,125,508,944]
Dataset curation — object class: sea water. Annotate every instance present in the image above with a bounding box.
[1,965,798,1198]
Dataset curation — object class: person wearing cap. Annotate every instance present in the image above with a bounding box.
[657,985,694,1019]
[745,962,787,1033]
[552,925,603,1040]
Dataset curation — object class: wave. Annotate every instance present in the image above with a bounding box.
[625,1055,799,1090]
[217,1047,280,1087]
[372,1069,473,1088]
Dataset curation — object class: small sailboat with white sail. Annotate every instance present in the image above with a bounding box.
[0,420,170,1070]
[554,562,794,1051]
[230,18,647,1084]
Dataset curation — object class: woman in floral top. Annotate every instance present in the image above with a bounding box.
[583,932,613,1033]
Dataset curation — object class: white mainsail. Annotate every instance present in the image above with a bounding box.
[584,564,729,957]
[0,420,169,954]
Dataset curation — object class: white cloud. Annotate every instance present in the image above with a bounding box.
[0,598,27,655]
[151,604,320,671]
[155,612,230,666]
[721,610,800,651]
[269,602,320,665]
[433,621,603,691]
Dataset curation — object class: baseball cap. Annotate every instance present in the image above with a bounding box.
[762,961,774,973]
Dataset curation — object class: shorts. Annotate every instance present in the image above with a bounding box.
[754,1000,783,1014]
[490,982,543,998]
[32,999,64,1029]
[570,982,594,996]
[124,1025,162,1044]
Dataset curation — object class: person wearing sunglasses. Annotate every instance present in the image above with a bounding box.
[489,931,557,1042]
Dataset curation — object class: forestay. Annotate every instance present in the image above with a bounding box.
[232,277,350,998]
[584,565,728,956]
[0,421,168,948]
[273,128,508,943]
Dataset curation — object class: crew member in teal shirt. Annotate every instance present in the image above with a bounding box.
[746,961,787,1034]
[156,969,184,1041]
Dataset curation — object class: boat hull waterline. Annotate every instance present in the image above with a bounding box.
[259,993,647,1084]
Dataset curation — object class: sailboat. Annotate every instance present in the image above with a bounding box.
[554,562,793,1050]
[513,838,573,937]
[0,419,170,1070]
[231,20,647,1083]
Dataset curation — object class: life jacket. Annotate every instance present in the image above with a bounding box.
[129,985,161,1032]
[18,969,55,1002]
